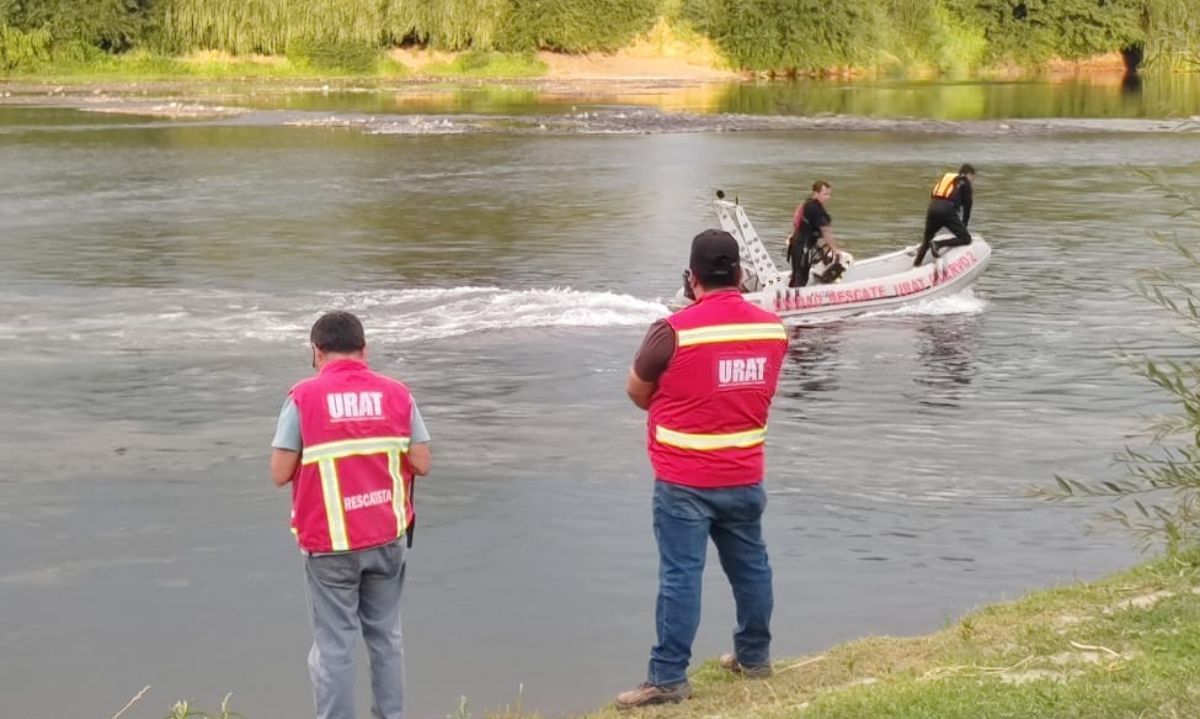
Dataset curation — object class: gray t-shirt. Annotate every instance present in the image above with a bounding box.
[271,397,430,452]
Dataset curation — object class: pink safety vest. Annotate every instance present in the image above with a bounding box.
[289,358,415,553]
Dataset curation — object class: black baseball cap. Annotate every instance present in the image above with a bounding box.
[689,229,741,282]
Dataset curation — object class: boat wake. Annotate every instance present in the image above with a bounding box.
[314,286,668,342]
[0,285,669,351]
[860,289,987,319]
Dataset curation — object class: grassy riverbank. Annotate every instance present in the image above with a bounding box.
[566,550,1200,719]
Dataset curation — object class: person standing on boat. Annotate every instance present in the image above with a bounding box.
[788,180,844,287]
[914,163,975,267]
[269,311,432,719]
[617,229,788,708]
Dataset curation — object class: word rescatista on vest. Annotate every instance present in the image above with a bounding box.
[649,290,788,489]
[289,359,416,553]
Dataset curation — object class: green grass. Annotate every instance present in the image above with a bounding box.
[0,49,552,83]
[573,550,1200,719]
[421,51,547,79]
[1,49,416,82]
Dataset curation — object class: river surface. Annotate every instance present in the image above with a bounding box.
[1,76,1198,718]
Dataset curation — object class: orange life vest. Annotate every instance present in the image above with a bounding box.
[931,172,960,200]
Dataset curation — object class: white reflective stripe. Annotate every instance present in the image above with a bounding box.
[387,448,407,538]
[301,436,411,465]
[318,458,351,551]
[655,425,768,451]
[676,322,787,347]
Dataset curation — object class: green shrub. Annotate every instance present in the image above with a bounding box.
[500,0,660,52]
[286,35,380,72]
[1142,0,1200,69]
[950,0,1142,65]
[6,0,150,51]
[0,24,51,70]
[682,0,882,72]
[384,0,512,51]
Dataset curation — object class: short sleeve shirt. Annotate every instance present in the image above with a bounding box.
[271,397,430,452]
[633,319,677,383]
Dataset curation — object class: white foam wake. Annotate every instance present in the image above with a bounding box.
[0,286,669,352]
[314,286,668,342]
[861,289,987,319]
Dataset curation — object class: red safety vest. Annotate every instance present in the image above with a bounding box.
[931,172,959,200]
[648,289,788,488]
[289,358,415,553]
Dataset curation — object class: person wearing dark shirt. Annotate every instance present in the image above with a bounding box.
[914,164,975,267]
[788,180,843,287]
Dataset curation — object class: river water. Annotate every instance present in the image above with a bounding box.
[1,75,1198,718]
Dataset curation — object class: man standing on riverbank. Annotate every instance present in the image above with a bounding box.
[914,163,975,266]
[618,230,789,709]
[270,311,432,719]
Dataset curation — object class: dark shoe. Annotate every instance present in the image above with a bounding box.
[719,653,773,679]
[615,681,692,709]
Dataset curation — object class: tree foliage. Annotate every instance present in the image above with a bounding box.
[951,0,1142,63]
[681,0,882,72]
[0,0,1196,72]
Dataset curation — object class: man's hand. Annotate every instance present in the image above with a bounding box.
[270,448,300,487]
[626,367,656,410]
[409,442,432,476]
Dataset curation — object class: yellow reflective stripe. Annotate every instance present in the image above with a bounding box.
[318,458,351,551]
[301,436,411,465]
[388,448,407,538]
[655,425,768,451]
[676,323,786,347]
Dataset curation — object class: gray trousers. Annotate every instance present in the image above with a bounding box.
[304,538,407,719]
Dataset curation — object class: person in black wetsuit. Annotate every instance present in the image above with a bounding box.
[914,163,975,267]
[788,180,843,287]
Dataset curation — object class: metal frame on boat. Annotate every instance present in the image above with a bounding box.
[671,196,992,320]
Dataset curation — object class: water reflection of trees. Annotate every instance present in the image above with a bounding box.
[714,72,1200,120]
[911,315,979,409]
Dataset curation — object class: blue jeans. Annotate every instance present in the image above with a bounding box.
[647,480,773,686]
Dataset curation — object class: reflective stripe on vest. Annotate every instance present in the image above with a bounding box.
[931,172,958,200]
[301,436,411,552]
[655,425,768,451]
[677,322,787,347]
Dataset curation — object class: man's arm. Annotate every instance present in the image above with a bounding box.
[626,368,656,411]
[270,398,302,487]
[820,224,841,254]
[409,442,432,476]
[628,320,675,411]
[270,448,300,487]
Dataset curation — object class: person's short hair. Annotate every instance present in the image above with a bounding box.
[311,311,366,353]
[958,163,976,176]
[812,180,831,193]
[689,229,741,288]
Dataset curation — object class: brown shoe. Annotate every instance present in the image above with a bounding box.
[719,653,773,679]
[615,681,692,709]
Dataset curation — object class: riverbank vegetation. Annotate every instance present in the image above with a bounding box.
[1,0,1198,79]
